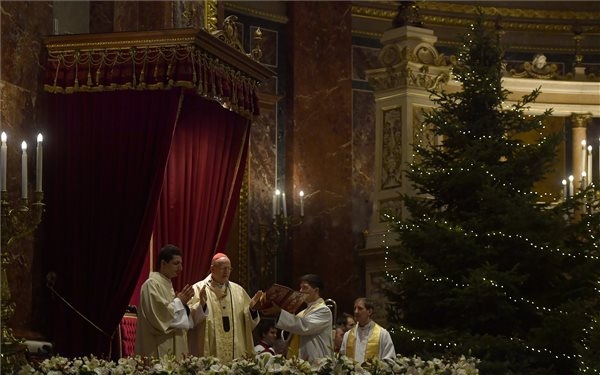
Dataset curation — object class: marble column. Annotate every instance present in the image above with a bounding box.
[364,26,450,250]
[362,20,451,325]
[285,2,356,311]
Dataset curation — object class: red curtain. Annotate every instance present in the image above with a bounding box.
[42,88,251,358]
[149,94,250,292]
[41,89,182,357]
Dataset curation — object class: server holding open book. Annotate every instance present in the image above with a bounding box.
[254,283,308,313]
[259,274,333,363]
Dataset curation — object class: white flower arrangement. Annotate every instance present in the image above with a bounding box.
[18,354,479,375]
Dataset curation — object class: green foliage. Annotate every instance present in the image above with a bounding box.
[384,10,600,375]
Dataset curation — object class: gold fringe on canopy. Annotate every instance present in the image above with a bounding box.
[43,28,274,119]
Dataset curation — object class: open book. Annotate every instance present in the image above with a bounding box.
[256,283,308,314]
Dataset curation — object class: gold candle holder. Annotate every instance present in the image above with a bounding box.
[1,190,44,373]
[256,213,303,286]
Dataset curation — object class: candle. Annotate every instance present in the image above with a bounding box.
[275,189,281,216]
[587,145,592,185]
[282,192,287,218]
[568,175,574,197]
[581,140,586,176]
[561,179,567,201]
[581,171,587,190]
[36,133,43,192]
[1,132,7,191]
[21,141,27,199]
[299,190,305,217]
[272,191,277,218]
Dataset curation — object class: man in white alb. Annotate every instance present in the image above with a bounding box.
[340,297,396,363]
[264,274,333,363]
[135,244,199,358]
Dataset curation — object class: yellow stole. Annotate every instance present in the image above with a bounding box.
[287,298,326,358]
[346,322,381,361]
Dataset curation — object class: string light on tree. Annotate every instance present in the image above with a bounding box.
[381,11,600,375]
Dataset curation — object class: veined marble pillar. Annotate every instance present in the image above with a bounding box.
[361,25,450,324]
[364,26,451,251]
[570,113,592,191]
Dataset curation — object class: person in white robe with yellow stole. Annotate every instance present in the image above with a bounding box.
[188,253,262,362]
[135,245,199,359]
[265,274,333,363]
[340,297,396,363]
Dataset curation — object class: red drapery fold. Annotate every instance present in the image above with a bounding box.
[148,94,250,292]
[41,89,182,357]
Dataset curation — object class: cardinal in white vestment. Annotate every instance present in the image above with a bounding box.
[340,297,396,363]
[188,253,262,362]
[135,245,199,358]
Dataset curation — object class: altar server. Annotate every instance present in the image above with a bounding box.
[265,274,333,363]
[340,297,396,363]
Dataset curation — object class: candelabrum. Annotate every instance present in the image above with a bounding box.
[257,191,304,286]
[1,190,44,373]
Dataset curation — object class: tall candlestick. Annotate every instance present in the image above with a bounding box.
[561,179,567,201]
[568,175,574,197]
[21,141,28,199]
[1,132,7,191]
[581,140,587,176]
[36,133,43,192]
[299,190,305,217]
[282,192,287,218]
[586,145,592,185]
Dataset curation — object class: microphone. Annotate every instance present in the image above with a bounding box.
[45,271,111,339]
[46,272,57,289]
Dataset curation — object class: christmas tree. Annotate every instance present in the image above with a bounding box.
[384,11,600,375]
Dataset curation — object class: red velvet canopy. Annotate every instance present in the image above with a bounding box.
[40,28,272,358]
[43,28,266,118]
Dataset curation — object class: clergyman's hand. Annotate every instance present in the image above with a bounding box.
[177,284,194,304]
[250,290,264,310]
[199,284,207,305]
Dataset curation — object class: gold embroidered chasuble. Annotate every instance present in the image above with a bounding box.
[135,272,189,358]
[345,321,381,361]
[188,274,259,362]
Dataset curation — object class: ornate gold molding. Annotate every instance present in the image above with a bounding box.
[352,2,600,32]
[204,0,218,32]
[418,2,599,23]
[354,30,599,55]
[224,3,289,24]
[43,28,274,118]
